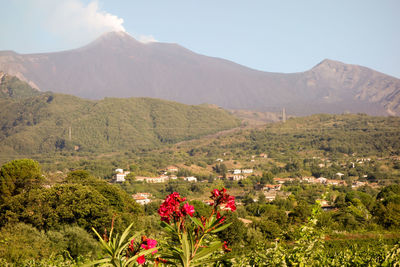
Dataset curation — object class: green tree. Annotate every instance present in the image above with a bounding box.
[0,223,55,264]
[0,159,43,204]
[260,171,274,185]
[47,226,99,259]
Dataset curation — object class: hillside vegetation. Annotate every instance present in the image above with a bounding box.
[183,113,400,159]
[0,75,239,159]
[0,72,40,99]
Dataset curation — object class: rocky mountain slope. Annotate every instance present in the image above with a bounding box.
[0,31,399,115]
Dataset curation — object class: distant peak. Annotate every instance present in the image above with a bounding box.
[83,31,140,50]
[312,59,345,70]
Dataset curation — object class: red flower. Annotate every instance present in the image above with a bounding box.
[140,238,158,254]
[136,255,146,265]
[158,192,185,223]
[216,212,226,223]
[128,238,135,252]
[182,203,195,216]
[141,238,157,249]
[158,192,194,224]
[226,196,236,211]
[210,188,236,211]
[211,189,220,197]
[223,241,231,252]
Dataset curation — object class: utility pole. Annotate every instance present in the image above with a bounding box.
[69,126,72,141]
[282,107,286,123]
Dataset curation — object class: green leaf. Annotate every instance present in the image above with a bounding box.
[192,241,222,262]
[188,228,195,254]
[125,247,158,265]
[160,221,175,234]
[81,258,112,267]
[181,232,191,265]
[189,216,204,229]
[92,227,113,255]
[192,254,233,267]
[118,223,134,248]
[210,222,232,233]
[206,216,215,229]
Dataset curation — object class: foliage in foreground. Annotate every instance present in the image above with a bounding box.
[88,189,236,266]
[238,208,400,266]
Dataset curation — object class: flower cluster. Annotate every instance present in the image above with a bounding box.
[222,241,232,253]
[210,188,236,211]
[158,192,195,224]
[127,236,158,265]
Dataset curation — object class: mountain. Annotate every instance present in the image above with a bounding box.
[0,71,41,99]
[0,31,399,115]
[0,74,239,157]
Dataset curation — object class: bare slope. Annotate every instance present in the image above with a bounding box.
[0,31,399,115]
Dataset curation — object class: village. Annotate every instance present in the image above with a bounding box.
[114,157,380,206]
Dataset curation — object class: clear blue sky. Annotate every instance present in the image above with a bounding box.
[1,0,399,78]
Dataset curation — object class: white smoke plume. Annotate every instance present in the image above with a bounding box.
[49,0,125,32]
[139,35,158,44]
[39,0,126,46]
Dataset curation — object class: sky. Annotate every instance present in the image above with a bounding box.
[0,0,399,78]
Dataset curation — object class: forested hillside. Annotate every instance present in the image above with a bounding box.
[0,75,239,159]
[0,72,41,99]
[184,113,400,159]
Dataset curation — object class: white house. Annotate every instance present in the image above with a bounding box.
[184,176,197,182]
[262,184,282,191]
[316,177,327,184]
[264,191,277,202]
[242,169,253,174]
[274,178,295,184]
[114,169,130,183]
[233,169,241,174]
[229,174,244,181]
[136,175,168,183]
[327,179,345,186]
[132,193,152,205]
[166,165,179,173]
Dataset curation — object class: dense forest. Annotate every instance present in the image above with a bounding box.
[0,74,239,159]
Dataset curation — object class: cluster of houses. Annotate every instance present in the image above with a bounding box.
[271,176,373,188]
[114,166,198,183]
[257,176,374,202]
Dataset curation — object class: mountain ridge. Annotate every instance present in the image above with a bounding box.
[0,31,399,116]
[0,74,240,158]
